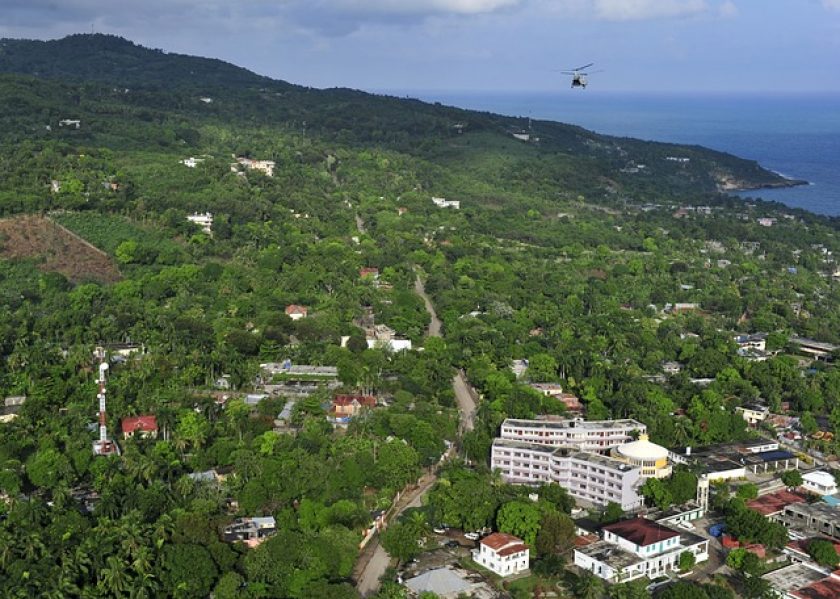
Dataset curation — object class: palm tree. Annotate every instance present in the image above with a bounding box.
[574,572,604,599]
[99,555,132,597]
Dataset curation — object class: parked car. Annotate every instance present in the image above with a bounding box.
[464,532,480,541]
[444,540,460,548]
[433,526,448,534]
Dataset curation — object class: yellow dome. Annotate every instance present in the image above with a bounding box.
[615,434,669,461]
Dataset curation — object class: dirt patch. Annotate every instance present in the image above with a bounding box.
[0,215,121,283]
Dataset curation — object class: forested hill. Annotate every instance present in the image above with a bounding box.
[0,34,793,195]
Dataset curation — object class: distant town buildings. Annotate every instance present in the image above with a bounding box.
[285,304,308,320]
[180,157,205,168]
[223,517,277,547]
[231,156,275,177]
[0,396,25,423]
[186,212,213,235]
[432,197,460,209]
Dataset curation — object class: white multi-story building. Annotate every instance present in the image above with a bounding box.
[575,517,709,582]
[491,439,644,510]
[499,418,646,454]
[471,532,529,577]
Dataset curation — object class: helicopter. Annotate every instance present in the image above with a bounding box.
[560,63,600,88]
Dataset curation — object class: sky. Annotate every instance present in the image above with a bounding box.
[1,0,840,93]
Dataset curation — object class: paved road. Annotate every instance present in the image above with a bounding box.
[414,272,475,433]
[354,274,478,596]
[355,472,438,596]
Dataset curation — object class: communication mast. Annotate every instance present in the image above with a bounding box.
[92,347,119,456]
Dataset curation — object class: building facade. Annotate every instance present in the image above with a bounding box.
[499,418,646,454]
[491,439,643,510]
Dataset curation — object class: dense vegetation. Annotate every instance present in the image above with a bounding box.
[1,34,839,597]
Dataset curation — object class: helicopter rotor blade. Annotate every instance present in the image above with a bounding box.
[574,62,594,71]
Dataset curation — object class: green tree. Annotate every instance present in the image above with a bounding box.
[496,500,542,546]
[573,572,604,599]
[808,539,840,568]
[381,521,422,563]
[678,550,697,572]
[781,470,803,488]
[534,511,575,557]
[601,502,624,524]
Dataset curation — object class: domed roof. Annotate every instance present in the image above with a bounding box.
[616,434,669,461]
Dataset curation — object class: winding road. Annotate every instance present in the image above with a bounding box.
[353,272,477,596]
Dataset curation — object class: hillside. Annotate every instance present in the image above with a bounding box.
[0,34,797,196]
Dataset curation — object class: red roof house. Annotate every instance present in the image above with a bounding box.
[359,267,379,279]
[472,532,530,577]
[332,395,376,419]
[121,415,158,439]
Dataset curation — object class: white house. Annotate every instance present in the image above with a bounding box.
[736,404,770,427]
[472,532,529,577]
[575,517,708,582]
[432,197,460,209]
[802,471,838,497]
[180,157,205,168]
[59,119,81,128]
[187,212,213,235]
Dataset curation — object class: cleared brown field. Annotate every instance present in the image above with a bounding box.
[0,215,121,283]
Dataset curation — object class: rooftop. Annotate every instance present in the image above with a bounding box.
[603,517,681,547]
[762,563,829,595]
[502,417,645,431]
[804,471,837,487]
[481,532,527,555]
[791,572,840,599]
[405,567,472,597]
[747,489,809,517]
[121,415,157,433]
[576,540,644,571]
[493,438,558,455]
[785,502,840,520]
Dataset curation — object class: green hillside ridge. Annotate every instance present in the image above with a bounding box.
[0,34,799,196]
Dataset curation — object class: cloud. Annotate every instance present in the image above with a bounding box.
[592,0,708,21]
[823,0,840,11]
[719,1,738,18]
[325,0,523,15]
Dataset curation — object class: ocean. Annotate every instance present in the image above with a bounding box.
[393,91,840,217]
